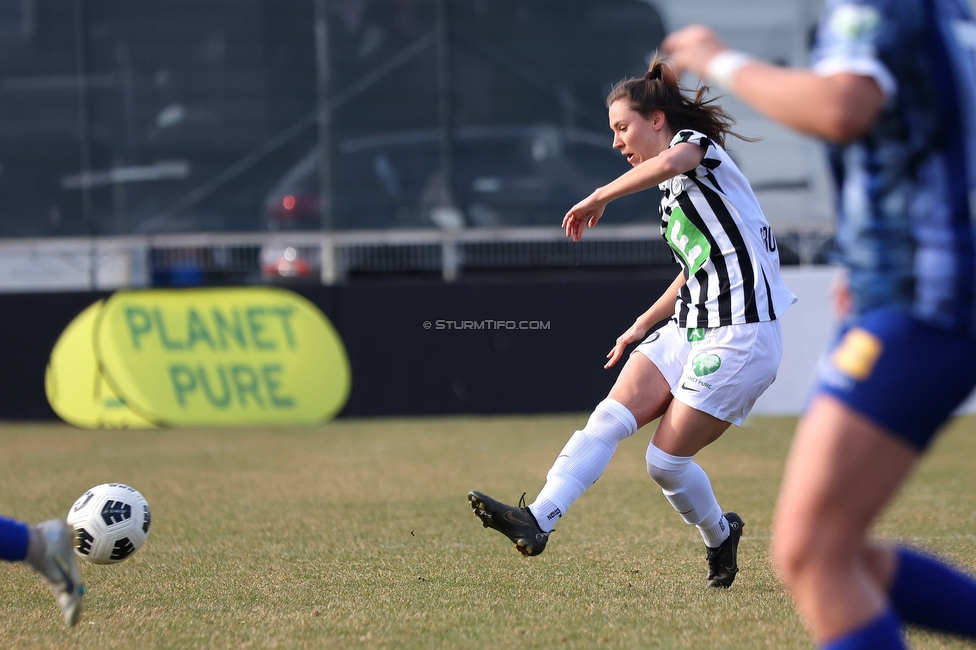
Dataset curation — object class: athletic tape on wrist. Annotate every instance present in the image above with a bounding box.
[705,50,754,91]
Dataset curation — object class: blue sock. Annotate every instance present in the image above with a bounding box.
[823,610,905,649]
[889,547,976,638]
[0,516,30,561]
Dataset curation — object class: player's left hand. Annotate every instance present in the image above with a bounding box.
[661,25,728,79]
[605,322,648,369]
[563,195,606,242]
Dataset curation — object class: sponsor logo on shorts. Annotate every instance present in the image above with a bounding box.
[682,376,713,390]
[645,331,661,343]
[831,328,882,381]
[817,356,856,392]
[680,382,701,393]
[686,328,706,343]
[692,352,722,377]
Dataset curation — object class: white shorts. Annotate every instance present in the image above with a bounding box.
[633,319,783,426]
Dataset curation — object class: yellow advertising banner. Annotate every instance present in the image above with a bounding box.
[47,287,351,428]
[45,300,157,429]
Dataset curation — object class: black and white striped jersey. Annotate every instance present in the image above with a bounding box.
[659,129,796,328]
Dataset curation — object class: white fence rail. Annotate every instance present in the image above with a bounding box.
[0,225,832,292]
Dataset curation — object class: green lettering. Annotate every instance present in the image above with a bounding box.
[212,309,246,350]
[246,307,275,350]
[231,364,264,407]
[124,306,153,350]
[198,365,231,408]
[186,309,216,350]
[154,308,184,350]
[169,365,196,406]
[268,306,297,349]
[263,364,294,408]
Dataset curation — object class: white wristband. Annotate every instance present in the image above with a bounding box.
[705,50,754,91]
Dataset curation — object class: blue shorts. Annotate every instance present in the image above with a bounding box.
[813,307,976,451]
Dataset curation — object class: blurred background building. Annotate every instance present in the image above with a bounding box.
[0,0,916,289]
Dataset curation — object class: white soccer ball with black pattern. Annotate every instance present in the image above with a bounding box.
[66,483,151,564]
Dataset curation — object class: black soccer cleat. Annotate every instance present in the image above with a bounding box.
[705,512,743,588]
[468,490,549,557]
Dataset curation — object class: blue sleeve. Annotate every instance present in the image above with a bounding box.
[811,0,925,98]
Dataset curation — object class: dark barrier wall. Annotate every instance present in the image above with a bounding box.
[0,291,112,420]
[0,275,672,421]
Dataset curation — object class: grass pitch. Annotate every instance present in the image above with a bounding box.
[0,415,975,649]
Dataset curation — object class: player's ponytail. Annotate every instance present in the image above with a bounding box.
[608,54,752,148]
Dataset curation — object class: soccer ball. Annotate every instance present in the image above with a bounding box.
[66,483,151,564]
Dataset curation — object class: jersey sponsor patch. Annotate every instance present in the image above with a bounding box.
[828,3,882,40]
[665,206,711,276]
[831,327,883,380]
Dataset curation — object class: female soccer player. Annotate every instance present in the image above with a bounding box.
[665,0,976,646]
[469,57,795,588]
[0,515,84,625]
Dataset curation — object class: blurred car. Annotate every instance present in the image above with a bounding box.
[264,124,658,232]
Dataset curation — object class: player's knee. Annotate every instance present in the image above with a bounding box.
[582,398,638,446]
[646,462,675,488]
[645,443,691,490]
[771,516,826,586]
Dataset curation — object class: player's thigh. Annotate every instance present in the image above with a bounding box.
[650,398,731,457]
[774,394,919,564]
[607,351,673,429]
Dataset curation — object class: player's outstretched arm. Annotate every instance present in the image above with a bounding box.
[606,273,686,368]
[663,25,884,143]
[563,143,704,241]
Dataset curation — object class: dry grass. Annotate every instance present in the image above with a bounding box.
[0,415,973,648]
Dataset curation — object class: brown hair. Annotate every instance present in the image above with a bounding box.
[606,54,750,148]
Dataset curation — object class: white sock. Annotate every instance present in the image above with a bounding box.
[698,515,731,549]
[528,497,563,532]
[645,443,729,548]
[529,398,637,532]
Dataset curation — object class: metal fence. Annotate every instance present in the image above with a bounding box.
[0,225,832,292]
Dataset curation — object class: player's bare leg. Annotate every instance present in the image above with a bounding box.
[772,394,918,643]
[650,399,730,457]
[606,351,673,428]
